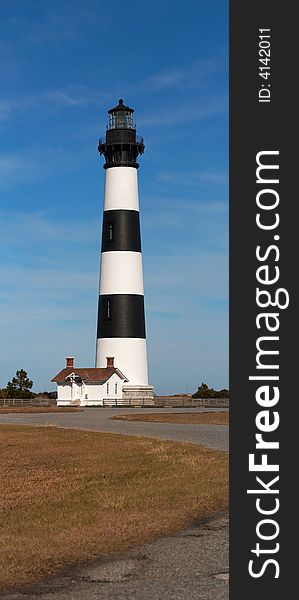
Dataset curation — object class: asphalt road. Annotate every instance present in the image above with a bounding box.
[0,407,229,451]
[0,408,229,600]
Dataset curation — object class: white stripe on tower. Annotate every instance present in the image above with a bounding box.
[104,167,139,211]
[95,99,149,386]
[99,253,144,295]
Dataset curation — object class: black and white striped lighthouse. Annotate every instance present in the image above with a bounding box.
[95,99,153,399]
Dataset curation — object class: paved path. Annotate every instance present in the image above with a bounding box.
[0,408,229,599]
[1,513,228,600]
[0,407,228,451]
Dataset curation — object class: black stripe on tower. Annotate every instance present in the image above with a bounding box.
[101,210,141,253]
[97,294,146,339]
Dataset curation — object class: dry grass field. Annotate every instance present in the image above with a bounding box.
[111,411,229,425]
[0,425,228,591]
[0,407,82,414]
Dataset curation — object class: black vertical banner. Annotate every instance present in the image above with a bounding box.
[230,1,298,599]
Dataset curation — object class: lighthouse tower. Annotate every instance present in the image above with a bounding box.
[95,99,153,402]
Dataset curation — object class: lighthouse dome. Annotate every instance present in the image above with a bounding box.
[98,98,144,169]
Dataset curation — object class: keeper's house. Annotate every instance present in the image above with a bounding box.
[52,356,128,407]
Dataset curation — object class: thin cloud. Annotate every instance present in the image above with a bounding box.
[0,154,41,185]
[0,263,97,302]
[145,253,228,304]
[0,211,98,247]
[0,146,86,188]
[142,197,227,223]
[145,59,221,92]
[140,196,228,256]
[138,98,227,128]
[157,170,228,186]
[0,56,224,123]
[0,89,107,121]
[43,90,91,107]
[0,100,12,121]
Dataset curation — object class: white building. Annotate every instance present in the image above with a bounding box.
[52,357,128,407]
[52,356,154,407]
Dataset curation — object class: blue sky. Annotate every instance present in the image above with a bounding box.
[0,0,228,394]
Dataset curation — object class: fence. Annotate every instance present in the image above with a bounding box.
[102,397,155,407]
[101,396,229,408]
[1,396,229,409]
[153,396,229,408]
[0,397,57,407]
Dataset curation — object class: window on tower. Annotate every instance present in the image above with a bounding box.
[105,297,112,320]
[106,221,114,242]
[109,111,134,129]
[109,113,116,129]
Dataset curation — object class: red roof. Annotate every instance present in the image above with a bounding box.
[51,367,127,384]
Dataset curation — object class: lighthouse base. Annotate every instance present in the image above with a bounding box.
[121,385,155,406]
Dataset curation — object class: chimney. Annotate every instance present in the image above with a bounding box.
[66,356,74,368]
[106,356,114,368]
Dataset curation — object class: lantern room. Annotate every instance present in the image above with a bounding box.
[98,98,144,169]
[108,99,134,130]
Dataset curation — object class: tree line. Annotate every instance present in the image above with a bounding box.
[192,382,229,399]
[0,369,56,399]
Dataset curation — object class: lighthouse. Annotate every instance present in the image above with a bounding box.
[95,99,154,403]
